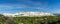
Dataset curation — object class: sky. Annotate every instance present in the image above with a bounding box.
[0,0,60,13]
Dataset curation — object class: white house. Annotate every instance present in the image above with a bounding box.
[2,12,54,17]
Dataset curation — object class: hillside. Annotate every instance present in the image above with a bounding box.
[0,14,60,24]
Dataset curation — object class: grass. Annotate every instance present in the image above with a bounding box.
[0,15,60,24]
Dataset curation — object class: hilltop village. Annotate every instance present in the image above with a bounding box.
[2,12,54,17]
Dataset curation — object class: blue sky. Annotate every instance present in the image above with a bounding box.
[0,0,60,13]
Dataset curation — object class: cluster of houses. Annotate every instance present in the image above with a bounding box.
[2,12,54,17]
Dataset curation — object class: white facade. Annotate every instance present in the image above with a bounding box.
[2,12,54,17]
[18,12,54,16]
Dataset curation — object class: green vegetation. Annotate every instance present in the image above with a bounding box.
[0,14,60,24]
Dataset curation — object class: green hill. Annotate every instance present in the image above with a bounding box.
[0,14,60,24]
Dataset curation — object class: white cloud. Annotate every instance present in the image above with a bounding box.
[0,4,28,8]
[35,7,49,10]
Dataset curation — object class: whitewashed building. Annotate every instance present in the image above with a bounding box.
[2,12,54,17]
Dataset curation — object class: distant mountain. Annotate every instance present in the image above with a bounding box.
[2,12,54,17]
